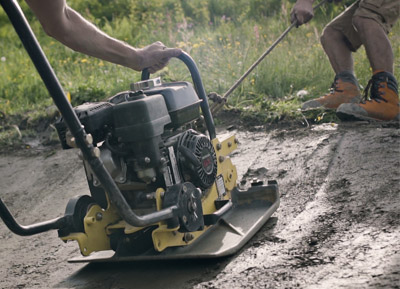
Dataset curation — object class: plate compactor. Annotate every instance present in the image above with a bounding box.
[0,0,279,262]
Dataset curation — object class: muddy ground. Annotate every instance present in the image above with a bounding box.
[0,121,399,289]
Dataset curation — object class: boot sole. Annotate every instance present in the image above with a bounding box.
[301,107,336,112]
[336,111,400,122]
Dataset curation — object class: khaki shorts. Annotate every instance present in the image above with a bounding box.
[325,0,400,51]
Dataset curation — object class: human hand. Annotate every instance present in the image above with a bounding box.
[290,0,314,27]
[134,41,182,73]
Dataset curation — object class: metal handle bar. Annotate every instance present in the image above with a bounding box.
[0,0,181,235]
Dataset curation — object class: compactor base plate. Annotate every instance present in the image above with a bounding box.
[68,183,279,263]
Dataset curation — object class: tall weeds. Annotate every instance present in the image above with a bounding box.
[0,0,398,122]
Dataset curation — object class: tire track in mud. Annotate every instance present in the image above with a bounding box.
[195,123,400,289]
[192,125,345,288]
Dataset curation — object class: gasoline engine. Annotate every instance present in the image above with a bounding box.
[55,78,223,242]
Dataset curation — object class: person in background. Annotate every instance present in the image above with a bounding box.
[291,0,399,121]
[25,0,182,74]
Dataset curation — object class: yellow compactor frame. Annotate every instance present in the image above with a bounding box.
[62,135,238,256]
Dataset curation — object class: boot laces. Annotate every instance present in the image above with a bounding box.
[329,78,343,94]
[362,77,387,104]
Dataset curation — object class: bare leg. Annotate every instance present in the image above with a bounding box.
[320,26,354,74]
[352,16,394,74]
[301,25,361,111]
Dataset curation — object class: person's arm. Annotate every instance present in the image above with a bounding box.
[291,0,342,27]
[25,0,181,73]
[291,0,316,27]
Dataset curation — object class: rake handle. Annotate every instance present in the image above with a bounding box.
[211,0,329,115]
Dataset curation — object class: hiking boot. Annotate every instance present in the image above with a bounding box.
[336,71,400,121]
[301,71,361,110]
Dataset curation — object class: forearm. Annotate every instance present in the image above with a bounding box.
[25,0,181,73]
[25,0,141,70]
[54,9,140,69]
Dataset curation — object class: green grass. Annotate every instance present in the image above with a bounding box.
[0,0,399,142]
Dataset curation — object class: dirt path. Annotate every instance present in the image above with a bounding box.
[0,122,399,289]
